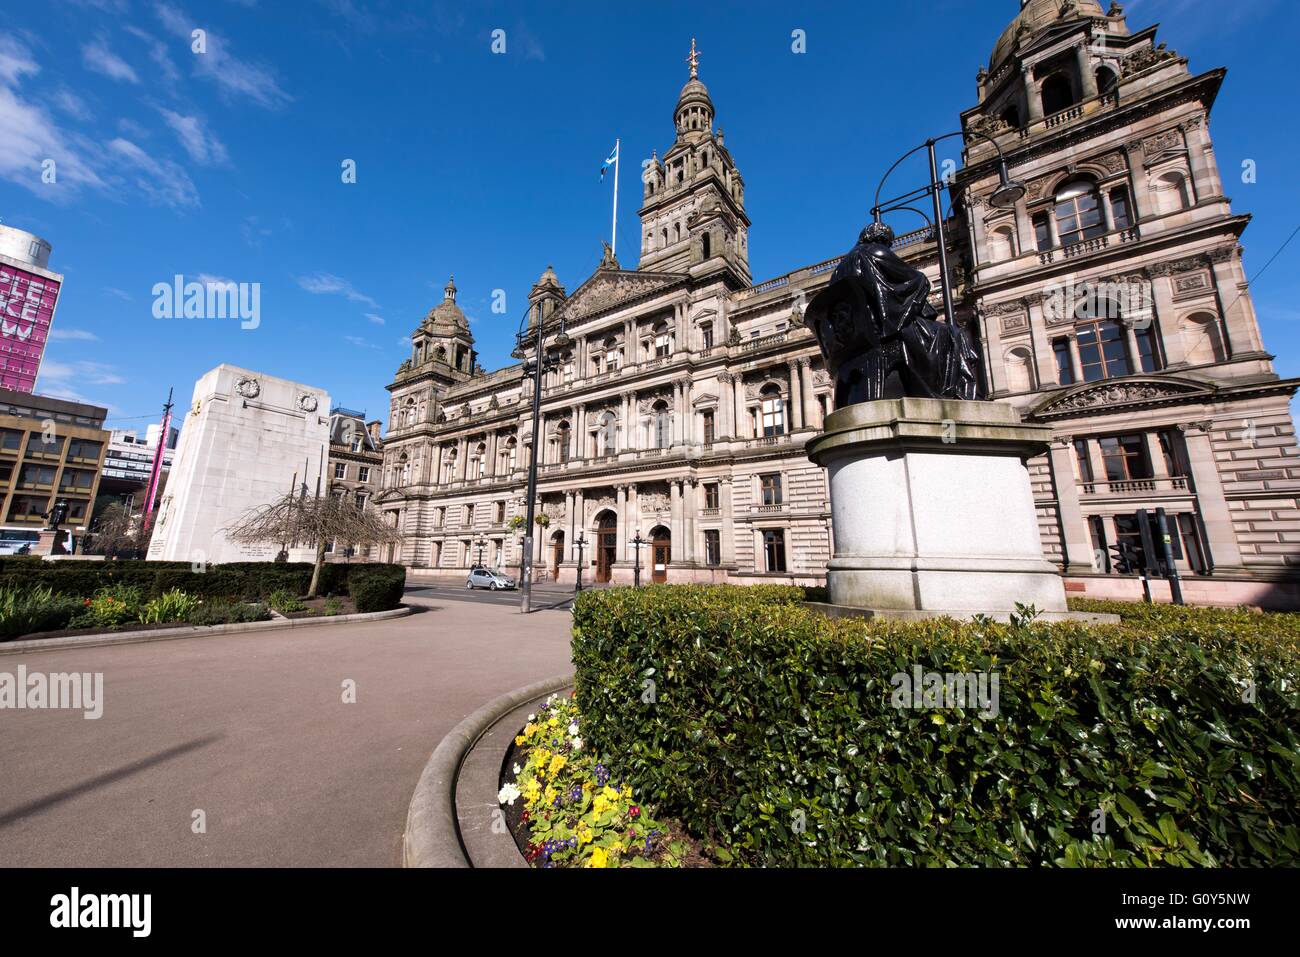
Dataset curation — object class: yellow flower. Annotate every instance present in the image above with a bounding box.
[533,748,551,771]
[523,723,538,738]
[548,754,567,776]
[524,778,541,802]
[589,847,608,868]
[621,785,632,800]
[514,735,526,746]
[578,827,594,845]
[611,841,625,855]
[593,794,610,816]
[543,786,557,806]
[548,717,558,728]
[601,786,621,803]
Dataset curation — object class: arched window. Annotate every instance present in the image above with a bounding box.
[604,336,620,370]
[1000,105,1021,129]
[473,441,487,477]
[660,228,668,248]
[442,447,457,484]
[653,322,672,358]
[652,401,671,449]
[1181,312,1226,365]
[1096,67,1118,96]
[760,384,786,437]
[1004,347,1036,393]
[501,436,517,473]
[674,222,682,242]
[435,346,447,363]
[1054,178,1106,246]
[599,412,617,456]
[557,422,571,463]
[702,232,712,258]
[1041,72,1076,115]
[399,454,411,486]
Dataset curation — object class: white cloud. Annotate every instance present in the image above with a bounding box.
[366,313,384,325]
[108,137,200,209]
[50,328,100,341]
[51,89,91,121]
[0,36,105,197]
[155,2,292,109]
[38,360,125,390]
[343,335,381,350]
[103,287,133,301]
[296,272,378,308]
[81,37,140,84]
[124,26,180,85]
[158,108,229,165]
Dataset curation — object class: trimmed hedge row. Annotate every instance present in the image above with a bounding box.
[0,559,407,609]
[572,585,1300,867]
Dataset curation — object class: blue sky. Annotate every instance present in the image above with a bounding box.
[2,0,1296,431]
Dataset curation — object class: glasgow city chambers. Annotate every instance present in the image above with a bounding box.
[372,0,1300,607]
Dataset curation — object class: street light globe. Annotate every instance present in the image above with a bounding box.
[990,160,1026,209]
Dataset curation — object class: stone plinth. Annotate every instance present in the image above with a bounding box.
[33,529,68,557]
[146,364,330,564]
[806,397,1071,617]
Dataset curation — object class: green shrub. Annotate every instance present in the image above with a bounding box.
[138,588,202,625]
[267,588,307,614]
[0,560,402,604]
[0,585,83,640]
[323,596,344,617]
[184,601,272,627]
[348,566,406,613]
[572,585,1300,867]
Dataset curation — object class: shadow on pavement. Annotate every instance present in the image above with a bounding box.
[0,734,224,828]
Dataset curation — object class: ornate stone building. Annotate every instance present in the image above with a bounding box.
[376,2,1300,605]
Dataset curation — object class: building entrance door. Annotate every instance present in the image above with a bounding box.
[651,527,670,584]
[596,512,617,584]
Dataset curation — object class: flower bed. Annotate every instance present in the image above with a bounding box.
[497,692,700,868]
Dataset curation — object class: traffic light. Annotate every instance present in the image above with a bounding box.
[1108,541,1143,576]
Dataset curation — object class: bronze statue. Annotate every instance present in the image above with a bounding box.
[805,222,983,405]
[43,498,69,531]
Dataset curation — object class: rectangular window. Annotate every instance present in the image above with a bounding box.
[7,494,48,521]
[19,464,56,486]
[702,325,714,350]
[358,466,370,483]
[1053,337,1075,385]
[704,483,720,510]
[465,504,474,525]
[0,429,21,451]
[496,501,506,523]
[655,334,671,358]
[58,468,94,491]
[1088,516,1109,572]
[1076,320,1131,381]
[704,529,721,567]
[27,433,66,456]
[1110,187,1133,230]
[1033,212,1053,252]
[334,463,346,479]
[1177,514,1207,575]
[1134,325,1160,373]
[435,507,445,528]
[355,492,367,509]
[1073,439,1094,484]
[1113,514,1148,572]
[67,438,101,460]
[1098,434,1151,482]
[702,410,715,444]
[760,473,783,506]
[763,529,787,572]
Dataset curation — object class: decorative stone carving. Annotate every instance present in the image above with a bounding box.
[235,376,261,399]
[1141,127,1185,156]
[296,393,319,413]
[1096,151,1127,174]
[1123,44,1176,77]
[967,114,1010,139]
[1040,381,1201,415]
[1172,270,1213,301]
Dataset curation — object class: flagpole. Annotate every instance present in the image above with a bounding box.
[611,138,619,260]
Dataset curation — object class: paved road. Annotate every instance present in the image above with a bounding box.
[406,580,585,610]
[0,594,573,867]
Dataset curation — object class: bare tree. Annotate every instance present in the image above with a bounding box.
[226,494,402,597]
[84,502,145,559]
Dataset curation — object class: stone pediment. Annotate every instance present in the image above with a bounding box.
[1029,376,1213,419]
[558,269,685,325]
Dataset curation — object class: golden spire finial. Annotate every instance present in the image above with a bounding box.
[687,37,700,78]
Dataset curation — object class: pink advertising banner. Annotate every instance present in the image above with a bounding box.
[0,260,61,394]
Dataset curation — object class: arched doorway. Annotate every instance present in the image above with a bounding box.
[595,511,617,583]
[550,530,564,580]
[650,525,671,584]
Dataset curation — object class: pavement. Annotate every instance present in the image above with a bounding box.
[0,591,574,867]
[405,579,588,610]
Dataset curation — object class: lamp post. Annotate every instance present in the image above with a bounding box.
[473,533,488,569]
[870,130,1026,329]
[630,529,649,588]
[574,531,586,593]
[514,304,572,613]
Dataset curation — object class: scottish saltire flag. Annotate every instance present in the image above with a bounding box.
[600,142,619,181]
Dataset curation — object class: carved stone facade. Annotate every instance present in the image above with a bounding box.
[374,5,1300,605]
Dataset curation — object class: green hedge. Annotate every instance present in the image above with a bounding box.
[348,566,407,613]
[572,585,1300,867]
[0,559,404,603]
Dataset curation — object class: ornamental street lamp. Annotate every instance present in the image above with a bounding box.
[515,303,572,614]
[871,129,1025,329]
[574,531,587,593]
[630,529,649,588]
[473,533,488,569]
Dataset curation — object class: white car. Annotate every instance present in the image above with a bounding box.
[466,567,516,591]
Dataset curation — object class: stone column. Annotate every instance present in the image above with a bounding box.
[683,478,698,563]
[573,488,585,564]
[1179,421,1245,572]
[1125,140,1155,221]
[733,377,747,439]
[720,476,737,565]
[1076,43,1098,100]
[434,444,444,485]
[456,436,468,480]
[615,485,628,560]
[1145,432,1170,479]
[799,359,817,426]
[679,378,693,445]
[1023,67,1043,122]
[1049,437,1097,570]
[565,490,576,561]
[717,372,734,438]
[1211,249,1260,356]
[669,479,683,564]
[487,431,498,476]
[1185,116,1225,200]
[1147,273,1188,366]
[787,360,803,430]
